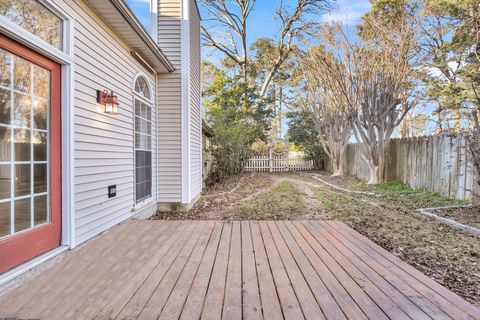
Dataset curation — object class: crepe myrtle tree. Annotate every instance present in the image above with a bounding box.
[298,44,354,176]
[354,16,420,184]
[313,21,419,184]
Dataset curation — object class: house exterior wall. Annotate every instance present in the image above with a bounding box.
[0,0,200,256]
[188,0,202,201]
[156,0,202,208]
[156,1,183,204]
[53,0,158,244]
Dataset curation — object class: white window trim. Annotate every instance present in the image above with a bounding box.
[132,73,154,210]
[0,0,76,249]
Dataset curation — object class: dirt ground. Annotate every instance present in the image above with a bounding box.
[435,206,480,229]
[152,171,480,306]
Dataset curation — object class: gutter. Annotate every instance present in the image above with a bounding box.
[109,0,175,72]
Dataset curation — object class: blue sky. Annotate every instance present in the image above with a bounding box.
[126,0,371,62]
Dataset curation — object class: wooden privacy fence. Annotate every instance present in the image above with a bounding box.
[326,133,479,201]
[245,155,314,172]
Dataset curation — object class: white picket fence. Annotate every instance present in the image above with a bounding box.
[245,155,314,172]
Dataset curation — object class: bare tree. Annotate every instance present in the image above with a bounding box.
[201,0,331,98]
[299,43,354,176]
[352,18,420,184]
[201,0,255,88]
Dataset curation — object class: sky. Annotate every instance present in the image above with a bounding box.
[126,0,372,137]
[126,0,371,60]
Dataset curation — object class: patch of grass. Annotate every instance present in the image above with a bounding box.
[371,180,469,209]
[224,181,305,220]
[313,187,480,305]
[331,176,469,209]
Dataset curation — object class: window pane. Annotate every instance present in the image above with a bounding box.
[14,197,30,232]
[34,195,47,226]
[0,127,11,161]
[0,201,11,237]
[33,99,48,129]
[33,131,47,161]
[135,150,151,202]
[135,116,142,133]
[13,56,31,93]
[34,163,47,193]
[134,77,150,100]
[33,66,49,99]
[0,0,63,50]
[15,164,30,197]
[0,88,11,125]
[13,93,31,128]
[135,99,141,117]
[0,164,10,200]
[0,49,11,88]
[134,96,152,203]
[14,129,30,161]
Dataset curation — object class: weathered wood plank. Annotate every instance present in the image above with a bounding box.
[116,221,200,319]
[200,221,232,320]
[158,221,216,320]
[310,221,440,320]
[67,221,175,320]
[258,221,304,319]
[4,222,133,316]
[95,221,186,319]
[266,221,325,320]
[284,221,367,320]
[1,220,478,320]
[249,221,284,320]
[294,221,389,320]
[222,221,243,319]
[275,221,346,320]
[137,221,209,320]
[329,221,480,319]
[29,221,149,319]
[179,222,224,320]
[240,221,263,320]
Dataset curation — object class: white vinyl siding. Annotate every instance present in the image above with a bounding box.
[156,0,183,203]
[53,0,157,245]
[188,0,202,199]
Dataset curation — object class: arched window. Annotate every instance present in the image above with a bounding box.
[133,75,152,203]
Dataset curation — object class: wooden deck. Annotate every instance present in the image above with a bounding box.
[0,220,479,319]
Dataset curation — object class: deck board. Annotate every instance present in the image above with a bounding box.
[0,220,478,320]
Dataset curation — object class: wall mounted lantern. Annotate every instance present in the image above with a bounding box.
[96,90,119,115]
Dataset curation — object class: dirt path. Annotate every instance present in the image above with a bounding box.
[270,175,327,219]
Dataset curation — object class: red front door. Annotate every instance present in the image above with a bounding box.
[0,34,62,273]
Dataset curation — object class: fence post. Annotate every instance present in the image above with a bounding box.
[269,148,273,173]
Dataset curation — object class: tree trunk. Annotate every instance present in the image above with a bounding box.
[377,144,389,183]
[332,161,342,176]
[367,160,379,184]
[331,147,346,177]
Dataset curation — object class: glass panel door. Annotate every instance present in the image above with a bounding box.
[0,47,50,239]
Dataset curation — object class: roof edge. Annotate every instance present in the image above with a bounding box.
[109,0,175,72]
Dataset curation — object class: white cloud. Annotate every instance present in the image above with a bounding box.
[321,0,371,25]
